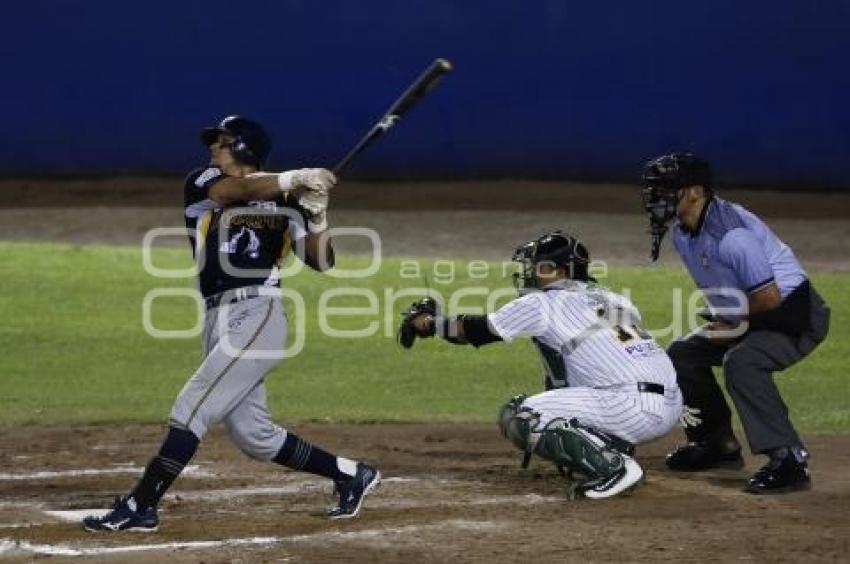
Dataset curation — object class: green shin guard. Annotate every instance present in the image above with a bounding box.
[497,395,540,468]
[498,395,531,451]
[533,418,624,481]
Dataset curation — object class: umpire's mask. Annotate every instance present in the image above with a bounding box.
[640,152,712,261]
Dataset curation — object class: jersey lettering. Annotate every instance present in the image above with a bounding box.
[183,167,306,298]
[489,281,676,389]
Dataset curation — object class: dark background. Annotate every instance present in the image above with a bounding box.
[3,0,849,188]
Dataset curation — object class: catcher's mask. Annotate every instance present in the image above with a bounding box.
[512,231,593,291]
[640,152,712,261]
[201,115,272,169]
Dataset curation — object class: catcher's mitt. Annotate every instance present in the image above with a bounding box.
[398,297,438,349]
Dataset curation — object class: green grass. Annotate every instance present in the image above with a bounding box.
[1,242,847,432]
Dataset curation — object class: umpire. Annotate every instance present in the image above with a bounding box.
[639,152,830,494]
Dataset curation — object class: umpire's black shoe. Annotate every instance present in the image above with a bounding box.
[328,463,381,519]
[745,456,811,494]
[666,442,745,471]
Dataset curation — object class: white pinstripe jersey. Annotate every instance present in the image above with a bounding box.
[488,280,676,389]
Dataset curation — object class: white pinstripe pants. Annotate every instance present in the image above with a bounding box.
[522,385,683,444]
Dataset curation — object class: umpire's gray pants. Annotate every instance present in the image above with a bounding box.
[170,291,288,461]
[667,287,830,454]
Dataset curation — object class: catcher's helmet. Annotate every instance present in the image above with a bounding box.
[201,115,271,168]
[512,230,593,290]
[640,152,711,261]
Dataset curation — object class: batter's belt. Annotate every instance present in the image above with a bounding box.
[204,286,262,310]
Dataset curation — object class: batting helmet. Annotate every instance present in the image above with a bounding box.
[512,230,593,290]
[640,152,712,261]
[200,115,272,168]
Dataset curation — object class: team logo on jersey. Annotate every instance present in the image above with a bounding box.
[623,341,661,357]
[220,226,261,258]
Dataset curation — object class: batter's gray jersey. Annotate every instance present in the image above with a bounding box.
[489,280,681,444]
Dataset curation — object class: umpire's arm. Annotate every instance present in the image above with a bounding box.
[748,283,782,315]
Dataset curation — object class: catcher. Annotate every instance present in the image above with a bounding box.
[399,231,683,498]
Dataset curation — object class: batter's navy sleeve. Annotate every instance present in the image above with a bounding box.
[185,167,226,217]
[718,228,775,294]
[183,167,228,254]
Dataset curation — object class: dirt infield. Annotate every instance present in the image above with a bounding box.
[1,423,849,563]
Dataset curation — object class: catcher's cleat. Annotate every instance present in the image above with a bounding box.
[581,457,644,500]
[328,463,381,519]
[83,496,159,533]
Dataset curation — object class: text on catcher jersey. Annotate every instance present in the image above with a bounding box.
[488,280,676,390]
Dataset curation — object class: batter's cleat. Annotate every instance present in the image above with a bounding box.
[327,463,381,519]
[82,496,159,533]
[745,456,811,495]
[582,456,644,499]
[665,442,744,471]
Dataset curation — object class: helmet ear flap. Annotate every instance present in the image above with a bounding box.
[229,139,255,165]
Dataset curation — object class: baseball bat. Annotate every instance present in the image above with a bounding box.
[332,58,453,175]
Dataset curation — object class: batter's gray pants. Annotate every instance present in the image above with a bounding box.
[667,288,830,454]
[170,291,289,461]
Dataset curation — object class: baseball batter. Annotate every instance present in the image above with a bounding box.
[399,231,682,498]
[84,116,380,532]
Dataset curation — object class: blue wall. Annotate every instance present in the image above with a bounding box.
[3,1,849,187]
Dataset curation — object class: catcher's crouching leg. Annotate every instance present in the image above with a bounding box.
[534,418,644,499]
[498,396,541,468]
[498,395,530,449]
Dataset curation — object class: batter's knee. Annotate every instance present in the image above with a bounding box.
[169,397,215,442]
[224,418,286,461]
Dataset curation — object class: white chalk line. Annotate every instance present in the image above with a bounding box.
[0,465,212,481]
[0,519,503,557]
[2,474,527,533]
[0,502,45,509]
[0,468,456,484]
[165,482,326,502]
[372,493,562,510]
[41,490,558,525]
[43,510,108,522]
[164,476,470,502]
